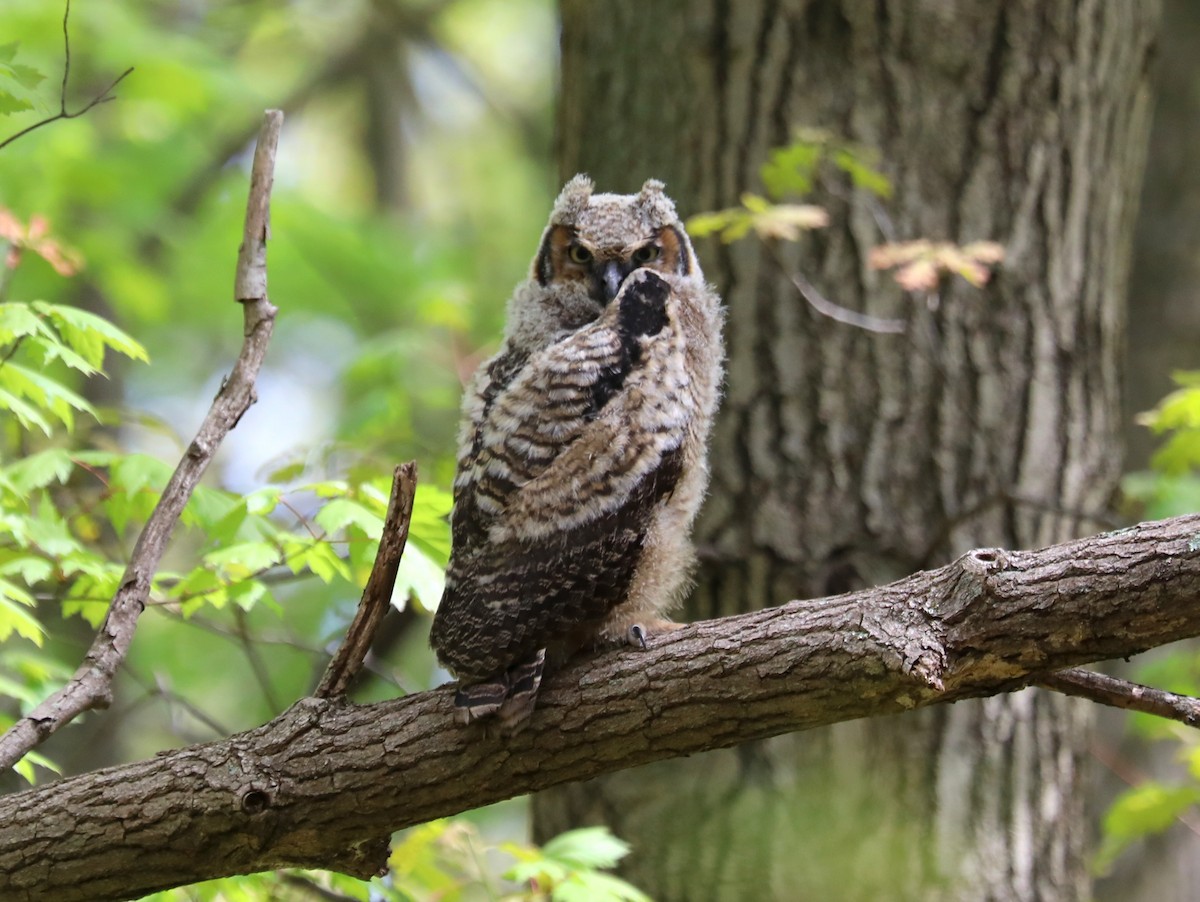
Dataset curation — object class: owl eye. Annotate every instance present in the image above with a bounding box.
[632,245,661,265]
[567,244,593,264]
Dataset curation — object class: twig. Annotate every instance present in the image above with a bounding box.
[0,0,135,152]
[315,462,418,699]
[234,607,280,712]
[0,110,284,773]
[1039,667,1200,728]
[762,239,908,334]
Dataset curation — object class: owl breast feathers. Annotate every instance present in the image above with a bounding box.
[429,174,724,731]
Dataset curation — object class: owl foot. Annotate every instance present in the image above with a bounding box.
[625,618,685,649]
[453,648,546,735]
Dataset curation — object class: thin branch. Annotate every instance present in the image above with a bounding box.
[0,110,284,774]
[315,462,418,699]
[0,0,135,152]
[234,608,280,712]
[762,240,908,334]
[1039,668,1200,727]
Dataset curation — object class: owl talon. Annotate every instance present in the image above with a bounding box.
[628,623,648,649]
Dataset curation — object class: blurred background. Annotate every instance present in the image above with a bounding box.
[1,0,555,747]
[2,2,1200,900]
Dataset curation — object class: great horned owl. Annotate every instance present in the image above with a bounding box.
[429,175,723,731]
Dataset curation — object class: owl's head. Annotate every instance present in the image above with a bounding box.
[531,174,701,305]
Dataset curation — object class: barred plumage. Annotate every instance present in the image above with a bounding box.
[429,175,724,731]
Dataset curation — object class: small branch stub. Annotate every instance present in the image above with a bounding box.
[235,109,283,303]
[316,462,419,699]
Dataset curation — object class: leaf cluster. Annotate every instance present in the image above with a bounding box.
[138,822,647,902]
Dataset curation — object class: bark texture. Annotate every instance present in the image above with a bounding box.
[3,514,1200,902]
[545,2,1159,899]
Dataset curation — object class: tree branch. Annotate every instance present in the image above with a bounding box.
[2,513,1200,901]
[1038,667,1200,726]
[0,0,135,152]
[315,462,418,699]
[0,110,284,773]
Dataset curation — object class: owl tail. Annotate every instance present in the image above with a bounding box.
[453,648,546,734]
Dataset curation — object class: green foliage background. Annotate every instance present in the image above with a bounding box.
[0,2,623,897]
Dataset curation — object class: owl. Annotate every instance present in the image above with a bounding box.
[429,175,724,732]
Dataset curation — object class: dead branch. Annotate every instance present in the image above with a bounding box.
[315,462,418,699]
[0,110,283,772]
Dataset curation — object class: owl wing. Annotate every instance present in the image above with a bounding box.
[430,271,687,681]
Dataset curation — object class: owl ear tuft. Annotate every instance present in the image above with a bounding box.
[551,174,595,225]
[637,178,678,227]
[639,179,666,200]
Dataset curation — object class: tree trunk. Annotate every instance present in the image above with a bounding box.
[539,2,1159,900]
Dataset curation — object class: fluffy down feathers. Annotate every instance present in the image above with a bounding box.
[429,177,723,730]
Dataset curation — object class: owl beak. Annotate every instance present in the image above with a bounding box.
[599,260,626,303]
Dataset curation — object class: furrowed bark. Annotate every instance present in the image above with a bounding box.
[550,3,1159,898]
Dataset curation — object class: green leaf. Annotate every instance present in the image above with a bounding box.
[683,209,740,238]
[2,448,75,494]
[314,498,385,537]
[23,498,79,557]
[8,63,45,92]
[227,579,268,612]
[0,673,41,707]
[265,460,306,483]
[1097,781,1200,873]
[111,453,173,496]
[0,302,56,343]
[203,541,282,578]
[542,827,633,871]
[0,387,52,434]
[245,486,281,516]
[760,141,821,199]
[0,43,47,118]
[0,555,53,584]
[554,871,653,902]
[32,301,149,368]
[0,583,45,645]
[9,747,60,786]
[298,541,351,584]
[832,147,893,198]
[409,484,452,565]
[392,543,445,613]
[183,484,241,532]
[0,361,98,431]
[505,858,568,887]
[63,565,124,627]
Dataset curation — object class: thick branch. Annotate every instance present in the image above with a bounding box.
[0,110,283,773]
[2,514,1199,901]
